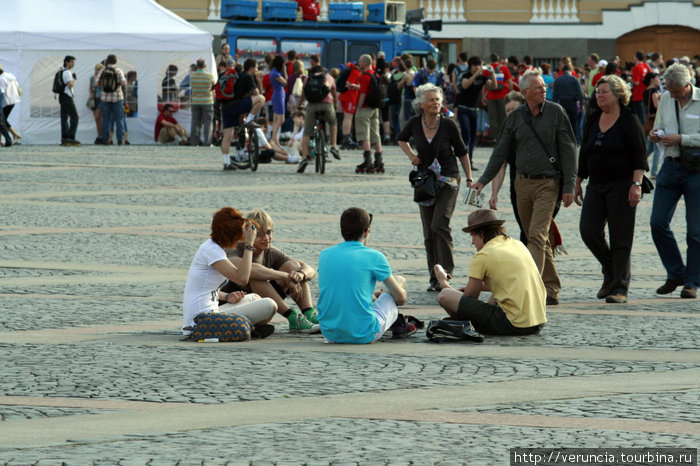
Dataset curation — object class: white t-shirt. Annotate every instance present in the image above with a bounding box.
[182,239,229,334]
[0,72,21,106]
[256,127,269,147]
[62,69,74,97]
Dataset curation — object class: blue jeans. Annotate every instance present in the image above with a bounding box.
[457,106,477,162]
[389,102,401,143]
[100,100,125,143]
[403,98,415,123]
[647,139,661,176]
[650,159,700,288]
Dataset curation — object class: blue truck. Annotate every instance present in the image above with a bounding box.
[221,1,437,69]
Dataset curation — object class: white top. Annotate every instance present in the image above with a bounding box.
[182,239,229,334]
[653,85,700,158]
[62,69,74,97]
[256,127,269,147]
[0,72,20,106]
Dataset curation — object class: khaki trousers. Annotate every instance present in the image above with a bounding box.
[514,174,561,299]
[419,185,458,283]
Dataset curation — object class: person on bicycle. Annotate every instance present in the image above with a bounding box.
[296,65,341,173]
[221,58,265,171]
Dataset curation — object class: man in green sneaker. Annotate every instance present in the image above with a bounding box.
[223,208,320,333]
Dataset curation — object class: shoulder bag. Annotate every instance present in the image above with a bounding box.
[408,119,443,203]
[520,105,561,174]
[643,90,655,135]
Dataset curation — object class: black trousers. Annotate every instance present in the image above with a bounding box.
[59,93,79,140]
[0,111,11,146]
[579,178,637,295]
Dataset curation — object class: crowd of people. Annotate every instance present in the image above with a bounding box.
[1,47,698,340]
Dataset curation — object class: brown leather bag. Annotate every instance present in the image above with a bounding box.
[643,90,655,135]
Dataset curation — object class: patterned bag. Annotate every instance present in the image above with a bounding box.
[190,313,252,342]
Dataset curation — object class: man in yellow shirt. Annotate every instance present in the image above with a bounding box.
[434,209,547,335]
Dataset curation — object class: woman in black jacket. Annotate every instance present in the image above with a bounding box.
[398,83,473,291]
[574,75,647,303]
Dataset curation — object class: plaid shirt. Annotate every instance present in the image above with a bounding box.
[95,67,127,103]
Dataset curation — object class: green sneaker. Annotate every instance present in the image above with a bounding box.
[287,309,320,334]
[303,308,319,324]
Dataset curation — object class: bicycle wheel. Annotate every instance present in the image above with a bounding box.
[315,124,326,174]
[248,126,260,171]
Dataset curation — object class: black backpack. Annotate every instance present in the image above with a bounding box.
[426,320,484,343]
[304,73,330,103]
[100,66,119,93]
[363,71,387,109]
[52,69,65,94]
[335,65,354,93]
[387,76,402,104]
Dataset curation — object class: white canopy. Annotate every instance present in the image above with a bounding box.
[0,0,214,144]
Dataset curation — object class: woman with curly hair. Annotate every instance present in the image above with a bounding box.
[398,83,472,292]
[182,207,277,337]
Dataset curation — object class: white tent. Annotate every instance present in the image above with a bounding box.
[0,0,214,144]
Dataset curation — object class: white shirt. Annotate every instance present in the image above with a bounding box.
[653,85,700,158]
[0,72,21,106]
[182,239,229,334]
[256,127,269,147]
[62,69,74,97]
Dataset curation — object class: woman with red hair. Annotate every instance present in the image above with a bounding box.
[182,207,277,337]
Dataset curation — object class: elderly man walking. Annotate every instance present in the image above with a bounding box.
[471,70,577,305]
[649,64,700,299]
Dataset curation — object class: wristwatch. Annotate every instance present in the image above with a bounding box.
[632,181,642,187]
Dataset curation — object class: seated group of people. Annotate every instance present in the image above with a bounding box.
[182,206,547,343]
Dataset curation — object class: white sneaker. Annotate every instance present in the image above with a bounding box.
[286,154,301,164]
[236,150,249,162]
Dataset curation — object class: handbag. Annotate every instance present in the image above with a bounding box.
[188,312,252,342]
[641,174,654,194]
[426,319,484,343]
[408,121,443,203]
[675,101,700,173]
[409,167,437,202]
[643,90,655,135]
[292,77,303,97]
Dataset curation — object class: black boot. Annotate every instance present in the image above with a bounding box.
[356,151,374,173]
[373,152,384,173]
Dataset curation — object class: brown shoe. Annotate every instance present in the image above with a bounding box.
[657,279,684,294]
[680,286,697,299]
[596,282,610,299]
[605,293,627,303]
[546,296,559,306]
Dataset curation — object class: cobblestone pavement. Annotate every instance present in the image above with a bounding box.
[0,144,698,464]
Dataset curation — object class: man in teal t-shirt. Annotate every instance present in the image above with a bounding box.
[317,207,412,343]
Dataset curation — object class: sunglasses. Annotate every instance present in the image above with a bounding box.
[594,131,605,148]
[369,213,373,226]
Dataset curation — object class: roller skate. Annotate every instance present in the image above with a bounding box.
[373,153,384,173]
[355,152,374,174]
[355,160,374,173]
